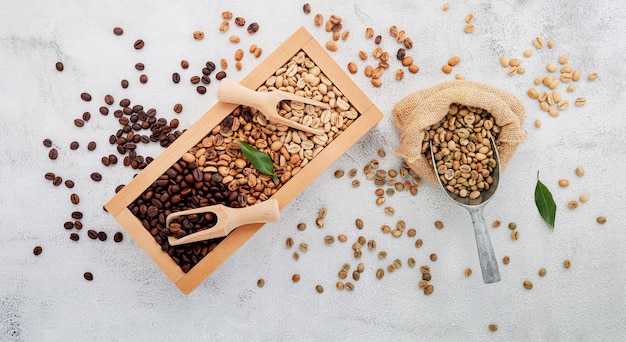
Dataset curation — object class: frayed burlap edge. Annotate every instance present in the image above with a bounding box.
[392,80,526,184]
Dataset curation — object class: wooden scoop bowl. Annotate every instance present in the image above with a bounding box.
[217,78,328,136]
[166,199,280,246]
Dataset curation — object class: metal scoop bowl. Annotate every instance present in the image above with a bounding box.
[429,136,501,284]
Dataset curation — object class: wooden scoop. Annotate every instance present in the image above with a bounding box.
[217,78,328,136]
[166,199,280,246]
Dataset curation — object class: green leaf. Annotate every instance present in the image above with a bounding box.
[237,140,279,184]
[535,171,557,229]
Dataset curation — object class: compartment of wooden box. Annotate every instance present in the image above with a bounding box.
[105,27,383,294]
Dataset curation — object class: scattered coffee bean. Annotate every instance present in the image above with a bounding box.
[235,17,246,26]
[43,138,52,147]
[70,233,79,241]
[82,111,91,121]
[90,172,102,182]
[114,232,124,243]
[74,118,85,127]
[201,75,211,84]
[257,278,265,288]
[315,284,324,293]
[190,76,200,84]
[64,180,74,188]
[71,211,83,220]
[488,324,498,332]
[44,172,55,180]
[173,103,183,113]
[215,71,227,80]
[303,3,311,14]
[135,62,145,71]
[134,39,144,49]
[80,92,92,101]
[87,230,98,239]
[55,62,64,71]
[48,148,58,160]
[83,272,94,281]
[181,60,189,69]
[70,193,80,205]
[193,30,204,40]
[139,74,148,83]
[172,72,181,84]
[113,27,123,36]
[247,22,259,34]
[121,79,129,88]
[87,141,96,151]
[33,246,43,256]
[52,176,62,186]
[74,221,83,230]
[374,35,382,44]
[196,86,206,94]
[98,231,107,241]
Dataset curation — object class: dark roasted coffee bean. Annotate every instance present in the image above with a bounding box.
[134,39,144,49]
[87,141,96,151]
[139,74,148,83]
[64,221,74,230]
[74,118,85,127]
[82,111,91,121]
[74,221,83,230]
[173,103,183,113]
[70,193,80,205]
[119,98,131,107]
[44,172,55,180]
[140,135,150,143]
[43,138,52,147]
[33,246,43,256]
[71,211,83,220]
[172,72,180,83]
[235,17,246,26]
[115,184,125,193]
[98,231,107,241]
[397,48,406,60]
[181,60,189,69]
[53,176,62,186]
[48,148,58,160]
[121,79,129,88]
[196,86,206,94]
[135,62,145,71]
[87,230,98,239]
[70,141,79,150]
[104,94,114,105]
[113,27,123,35]
[109,135,116,144]
[247,22,259,34]
[80,92,92,101]
[101,156,110,166]
[55,62,64,71]
[109,154,118,164]
[114,232,124,243]
[202,67,211,75]
[201,75,211,84]
[70,233,79,241]
[90,172,102,182]
[206,61,216,71]
[215,71,227,80]
[170,118,179,129]
[303,3,311,14]
[83,272,93,281]
[190,76,200,84]
[375,35,382,44]
[64,179,74,188]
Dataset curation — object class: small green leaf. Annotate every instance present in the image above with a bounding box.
[535,171,557,229]
[237,140,279,184]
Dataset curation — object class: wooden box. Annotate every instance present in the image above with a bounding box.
[105,27,383,294]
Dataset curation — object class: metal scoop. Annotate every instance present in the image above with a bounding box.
[166,199,280,246]
[429,136,501,284]
[217,78,329,136]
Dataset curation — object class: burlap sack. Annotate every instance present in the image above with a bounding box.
[392,80,526,184]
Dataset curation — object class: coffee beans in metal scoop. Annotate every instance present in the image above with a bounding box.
[133,39,144,49]
[55,62,64,71]
[113,27,123,36]
[83,272,94,281]
[113,232,124,243]
[90,172,102,182]
[33,246,43,256]
[48,148,58,160]
[80,92,92,101]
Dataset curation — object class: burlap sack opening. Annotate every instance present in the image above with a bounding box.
[392,80,526,185]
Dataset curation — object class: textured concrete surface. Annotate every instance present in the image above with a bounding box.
[1,0,625,341]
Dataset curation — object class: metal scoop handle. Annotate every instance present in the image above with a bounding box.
[468,206,501,284]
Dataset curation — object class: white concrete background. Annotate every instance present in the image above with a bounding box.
[1,0,625,341]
